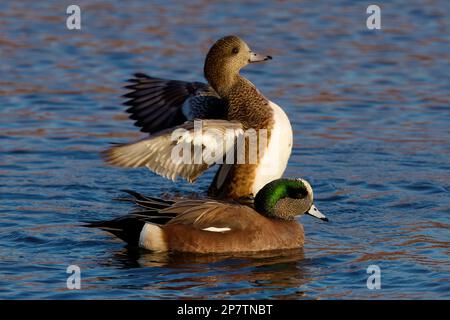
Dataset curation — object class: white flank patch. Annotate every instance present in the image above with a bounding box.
[252,101,293,195]
[202,227,231,233]
[139,223,168,251]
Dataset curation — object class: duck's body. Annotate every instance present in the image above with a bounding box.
[104,36,293,200]
[87,179,327,254]
[134,199,303,253]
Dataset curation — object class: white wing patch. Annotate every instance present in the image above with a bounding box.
[104,120,244,183]
[201,227,231,233]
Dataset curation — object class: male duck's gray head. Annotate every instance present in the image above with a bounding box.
[254,178,328,221]
[204,35,272,96]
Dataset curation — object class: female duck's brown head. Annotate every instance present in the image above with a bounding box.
[254,178,328,221]
[204,35,272,96]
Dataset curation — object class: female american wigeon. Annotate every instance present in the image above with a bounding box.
[103,35,293,201]
[87,179,327,254]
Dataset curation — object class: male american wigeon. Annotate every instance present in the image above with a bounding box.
[103,35,293,201]
[87,179,327,254]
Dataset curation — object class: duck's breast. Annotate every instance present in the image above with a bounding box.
[252,101,293,195]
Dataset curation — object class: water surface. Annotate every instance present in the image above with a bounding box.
[0,0,449,299]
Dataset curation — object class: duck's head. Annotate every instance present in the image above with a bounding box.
[254,178,328,221]
[204,35,272,95]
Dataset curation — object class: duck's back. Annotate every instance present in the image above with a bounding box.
[161,202,304,253]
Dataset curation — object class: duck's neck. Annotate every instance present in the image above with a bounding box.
[226,76,272,129]
[205,66,239,97]
[205,66,272,129]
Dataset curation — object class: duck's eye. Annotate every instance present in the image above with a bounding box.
[232,47,239,54]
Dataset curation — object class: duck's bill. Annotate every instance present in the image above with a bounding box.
[249,51,272,63]
[306,204,329,222]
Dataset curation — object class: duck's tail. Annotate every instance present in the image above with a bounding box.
[84,190,177,246]
[115,189,175,210]
[85,216,147,246]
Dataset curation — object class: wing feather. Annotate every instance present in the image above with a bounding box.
[103,120,244,183]
[123,73,226,134]
[163,201,259,231]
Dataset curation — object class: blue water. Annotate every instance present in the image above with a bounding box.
[0,1,449,299]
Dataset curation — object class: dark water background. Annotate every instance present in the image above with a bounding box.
[0,0,449,299]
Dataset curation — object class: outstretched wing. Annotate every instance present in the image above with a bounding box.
[102,120,244,183]
[123,73,227,134]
